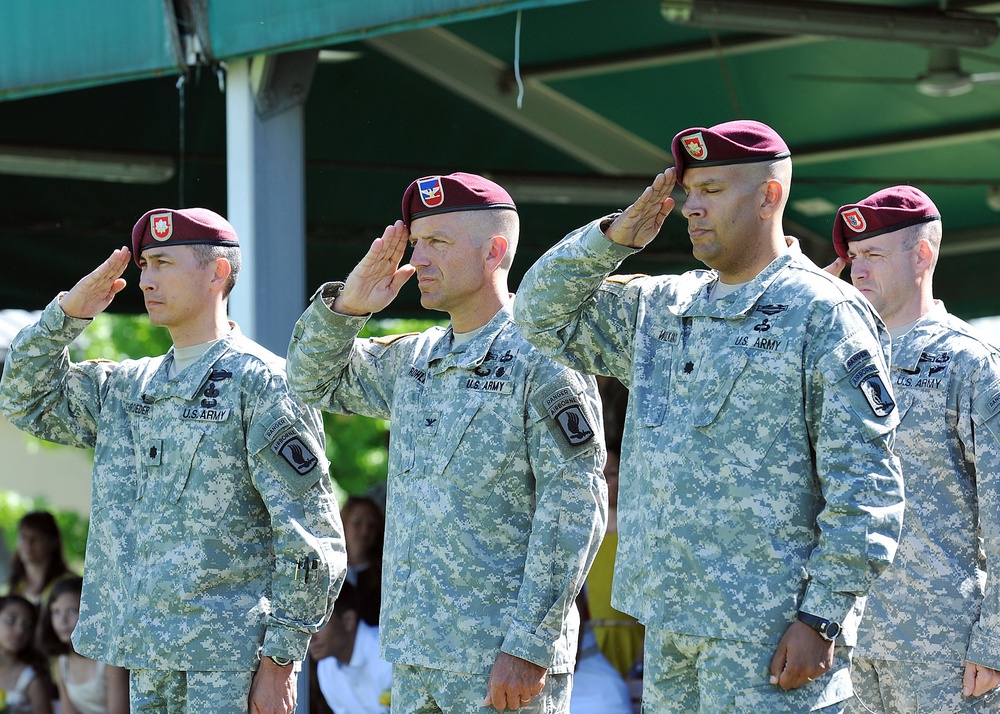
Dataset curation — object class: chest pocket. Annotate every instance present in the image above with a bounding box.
[438,395,520,502]
[389,376,424,476]
[635,326,676,427]
[139,423,206,504]
[691,347,799,467]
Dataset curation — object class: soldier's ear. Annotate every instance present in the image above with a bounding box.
[484,235,508,272]
[211,258,232,291]
[759,180,783,220]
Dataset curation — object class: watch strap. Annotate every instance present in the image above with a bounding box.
[797,611,841,641]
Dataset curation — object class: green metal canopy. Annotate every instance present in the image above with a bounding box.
[198,0,583,59]
[0,0,183,102]
[2,0,1000,322]
[0,0,582,101]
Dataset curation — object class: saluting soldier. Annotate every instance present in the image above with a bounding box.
[286,173,607,713]
[0,208,346,714]
[513,120,906,713]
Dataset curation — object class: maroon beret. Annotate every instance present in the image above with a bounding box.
[671,120,791,182]
[401,172,516,227]
[131,208,239,266]
[832,186,941,261]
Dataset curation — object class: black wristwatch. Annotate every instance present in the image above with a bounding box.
[268,655,294,667]
[797,611,842,641]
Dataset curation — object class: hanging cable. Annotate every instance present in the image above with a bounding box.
[514,11,525,109]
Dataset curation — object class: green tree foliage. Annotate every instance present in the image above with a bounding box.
[69,313,172,362]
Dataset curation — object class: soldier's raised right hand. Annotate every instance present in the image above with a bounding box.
[334,221,415,316]
[59,247,131,319]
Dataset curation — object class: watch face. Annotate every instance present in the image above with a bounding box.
[824,621,842,640]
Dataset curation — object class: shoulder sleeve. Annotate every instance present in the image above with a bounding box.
[0,295,116,448]
[500,358,608,667]
[287,283,419,420]
[800,299,905,629]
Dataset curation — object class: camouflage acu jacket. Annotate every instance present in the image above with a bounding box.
[514,219,905,646]
[0,296,346,670]
[287,292,606,675]
[856,301,1000,670]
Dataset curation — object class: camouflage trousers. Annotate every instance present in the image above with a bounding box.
[848,658,1000,713]
[642,628,853,713]
[130,669,256,714]
[391,663,571,714]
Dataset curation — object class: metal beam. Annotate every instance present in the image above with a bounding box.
[794,123,1000,166]
[366,27,671,176]
[510,34,823,83]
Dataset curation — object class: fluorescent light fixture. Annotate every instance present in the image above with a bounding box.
[661,0,999,48]
[0,145,175,184]
[318,49,362,63]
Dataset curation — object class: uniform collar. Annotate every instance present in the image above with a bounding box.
[139,323,242,403]
[887,301,950,372]
[428,303,513,369]
[680,250,797,319]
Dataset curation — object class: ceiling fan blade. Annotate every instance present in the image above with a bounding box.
[789,73,915,85]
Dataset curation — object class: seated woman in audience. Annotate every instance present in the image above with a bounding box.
[38,577,128,714]
[0,594,53,713]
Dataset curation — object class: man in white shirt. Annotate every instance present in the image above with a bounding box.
[309,581,392,714]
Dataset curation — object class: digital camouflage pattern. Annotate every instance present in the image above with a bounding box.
[0,296,347,670]
[286,287,607,676]
[513,220,905,647]
[851,302,1000,695]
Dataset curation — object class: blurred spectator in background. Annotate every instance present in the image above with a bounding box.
[38,576,129,714]
[570,589,633,714]
[0,594,53,713]
[4,512,74,606]
[309,581,391,714]
[341,496,384,627]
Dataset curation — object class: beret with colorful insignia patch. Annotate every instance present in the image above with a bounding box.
[670,120,790,182]
[131,207,239,267]
[401,172,516,227]
[832,185,941,261]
